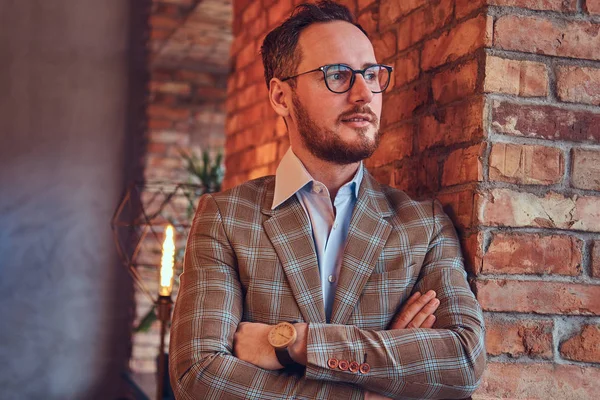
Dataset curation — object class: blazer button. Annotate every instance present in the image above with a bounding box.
[338,360,349,371]
[349,361,360,373]
[327,358,339,369]
[359,363,371,374]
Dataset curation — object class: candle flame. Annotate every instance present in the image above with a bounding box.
[159,224,175,297]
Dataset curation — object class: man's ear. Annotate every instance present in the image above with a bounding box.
[268,78,291,118]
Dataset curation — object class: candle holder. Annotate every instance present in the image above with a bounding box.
[111,181,206,400]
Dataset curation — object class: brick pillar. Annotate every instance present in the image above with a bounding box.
[227,1,600,397]
[474,1,600,397]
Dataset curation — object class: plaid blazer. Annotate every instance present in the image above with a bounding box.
[169,168,486,399]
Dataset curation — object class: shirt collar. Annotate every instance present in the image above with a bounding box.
[272,148,363,209]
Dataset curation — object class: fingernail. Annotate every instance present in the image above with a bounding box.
[426,290,436,298]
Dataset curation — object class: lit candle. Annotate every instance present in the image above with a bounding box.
[159,224,175,297]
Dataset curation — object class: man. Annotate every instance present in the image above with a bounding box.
[169,1,486,399]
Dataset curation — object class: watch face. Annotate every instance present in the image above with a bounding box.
[268,322,297,349]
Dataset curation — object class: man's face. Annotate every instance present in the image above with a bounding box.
[289,21,383,165]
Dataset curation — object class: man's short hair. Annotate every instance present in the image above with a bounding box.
[260,0,368,89]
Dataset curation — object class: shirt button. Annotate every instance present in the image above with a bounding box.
[328,275,336,283]
[333,223,338,230]
[327,358,339,369]
[349,361,360,373]
[313,185,322,194]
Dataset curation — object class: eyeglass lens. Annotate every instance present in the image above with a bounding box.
[324,65,390,93]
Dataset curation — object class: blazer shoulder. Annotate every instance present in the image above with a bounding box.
[378,183,438,220]
[207,175,275,211]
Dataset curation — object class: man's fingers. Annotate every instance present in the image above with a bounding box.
[421,315,436,329]
[390,290,437,329]
[403,291,421,307]
[406,298,440,328]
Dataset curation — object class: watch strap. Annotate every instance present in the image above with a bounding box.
[275,347,297,367]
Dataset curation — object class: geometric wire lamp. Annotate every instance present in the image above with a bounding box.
[111,181,206,400]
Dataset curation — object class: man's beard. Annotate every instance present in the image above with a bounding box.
[292,94,380,165]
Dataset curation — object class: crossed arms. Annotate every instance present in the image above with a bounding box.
[169,193,486,399]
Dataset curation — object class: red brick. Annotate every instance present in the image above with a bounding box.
[381,83,428,128]
[357,0,376,9]
[417,154,441,195]
[488,143,564,185]
[372,165,395,188]
[482,233,582,276]
[394,49,420,87]
[379,0,427,30]
[149,15,181,29]
[484,56,548,97]
[418,97,484,151]
[147,105,191,121]
[479,188,600,232]
[485,316,554,358]
[248,12,267,39]
[372,31,397,62]
[241,0,261,25]
[149,81,191,96]
[422,15,488,70]
[175,70,215,86]
[366,124,413,168]
[461,232,485,275]
[236,40,259,69]
[477,362,600,399]
[476,279,600,315]
[491,101,600,143]
[591,240,600,278]
[436,189,478,230]
[396,0,454,51]
[442,143,485,186]
[432,59,479,105]
[455,0,486,19]
[571,148,600,190]
[560,324,600,363]
[587,0,600,14]
[488,0,577,11]
[494,15,600,61]
[267,0,293,28]
[556,65,600,106]
[148,118,172,130]
[357,9,378,37]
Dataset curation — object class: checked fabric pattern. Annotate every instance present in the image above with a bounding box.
[169,169,486,399]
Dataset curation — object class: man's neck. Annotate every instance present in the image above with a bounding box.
[292,146,361,201]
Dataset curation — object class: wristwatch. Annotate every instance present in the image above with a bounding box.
[267,322,298,367]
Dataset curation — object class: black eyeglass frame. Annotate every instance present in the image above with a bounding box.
[280,63,394,94]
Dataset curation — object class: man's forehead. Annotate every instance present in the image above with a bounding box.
[297,21,376,68]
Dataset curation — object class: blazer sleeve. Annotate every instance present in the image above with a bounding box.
[304,200,486,399]
[169,194,363,400]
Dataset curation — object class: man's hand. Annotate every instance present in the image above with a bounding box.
[233,322,283,370]
[366,291,440,400]
[389,290,439,330]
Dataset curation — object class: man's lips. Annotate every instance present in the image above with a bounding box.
[340,114,373,123]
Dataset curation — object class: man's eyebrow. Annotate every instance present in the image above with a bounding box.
[361,62,378,69]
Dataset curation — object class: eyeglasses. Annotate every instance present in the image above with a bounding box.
[280,63,394,94]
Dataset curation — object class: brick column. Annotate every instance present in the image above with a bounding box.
[226,1,600,397]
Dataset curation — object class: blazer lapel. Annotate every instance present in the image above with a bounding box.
[262,184,326,324]
[330,170,394,325]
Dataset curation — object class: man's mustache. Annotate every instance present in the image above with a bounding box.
[338,106,379,125]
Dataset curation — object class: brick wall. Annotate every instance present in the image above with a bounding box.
[227,0,600,397]
[133,0,230,377]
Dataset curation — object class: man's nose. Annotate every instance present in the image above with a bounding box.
[348,73,374,104]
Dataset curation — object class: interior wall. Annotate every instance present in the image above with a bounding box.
[0,1,147,398]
